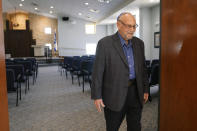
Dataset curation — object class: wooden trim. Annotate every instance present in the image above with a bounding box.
[160,0,197,130]
[0,0,10,130]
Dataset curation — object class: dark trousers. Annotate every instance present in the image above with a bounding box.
[104,82,142,131]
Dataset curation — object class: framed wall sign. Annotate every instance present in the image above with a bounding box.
[154,32,160,48]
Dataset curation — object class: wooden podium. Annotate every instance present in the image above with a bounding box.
[31,45,45,56]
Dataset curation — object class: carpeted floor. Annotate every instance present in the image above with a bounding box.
[7,66,159,131]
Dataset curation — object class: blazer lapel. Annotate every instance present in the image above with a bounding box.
[131,38,139,74]
[112,32,129,68]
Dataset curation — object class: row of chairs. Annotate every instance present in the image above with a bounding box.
[146,59,160,101]
[146,59,159,68]
[59,55,95,92]
[6,58,39,106]
[59,56,159,101]
[146,59,159,77]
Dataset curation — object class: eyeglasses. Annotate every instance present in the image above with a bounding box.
[118,20,138,29]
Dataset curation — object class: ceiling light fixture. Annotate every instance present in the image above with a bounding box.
[84,3,89,5]
[50,6,54,9]
[21,0,24,1]
[19,3,23,7]
[78,13,82,16]
[89,9,100,13]
[49,11,53,14]
[34,7,38,10]
[98,0,112,3]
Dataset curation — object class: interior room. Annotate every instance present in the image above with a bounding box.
[3,0,160,130]
[1,0,196,131]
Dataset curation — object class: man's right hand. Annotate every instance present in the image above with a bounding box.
[94,99,105,112]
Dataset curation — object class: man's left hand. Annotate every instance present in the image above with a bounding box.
[144,93,149,103]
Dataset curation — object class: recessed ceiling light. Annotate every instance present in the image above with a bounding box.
[50,6,54,9]
[19,3,23,7]
[49,11,53,14]
[89,9,100,13]
[21,0,24,2]
[78,13,82,16]
[84,3,89,5]
[34,7,38,10]
[98,0,112,3]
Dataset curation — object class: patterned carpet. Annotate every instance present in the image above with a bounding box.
[7,66,159,131]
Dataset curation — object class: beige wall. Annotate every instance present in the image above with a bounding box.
[29,13,58,56]
[3,13,6,30]
[3,12,58,56]
[3,12,28,30]
[10,12,28,30]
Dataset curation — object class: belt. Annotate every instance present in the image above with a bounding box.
[128,79,136,87]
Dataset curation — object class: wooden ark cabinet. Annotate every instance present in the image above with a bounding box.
[4,20,35,57]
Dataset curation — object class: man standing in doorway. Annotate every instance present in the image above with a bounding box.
[91,12,149,131]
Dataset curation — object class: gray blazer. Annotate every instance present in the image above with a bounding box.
[91,32,149,111]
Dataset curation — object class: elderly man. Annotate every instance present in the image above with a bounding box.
[91,12,149,131]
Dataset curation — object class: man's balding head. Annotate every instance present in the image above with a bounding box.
[117,12,137,42]
[117,12,135,21]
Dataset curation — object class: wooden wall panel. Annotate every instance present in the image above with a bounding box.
[4,30,34,57]
[160,0,197,130]
[0,0,10,130]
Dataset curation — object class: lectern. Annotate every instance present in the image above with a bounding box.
[31,45,45,56]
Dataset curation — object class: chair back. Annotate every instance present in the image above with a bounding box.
[6,64,25,81]
[6,69,15,91]
[149,64,160,86]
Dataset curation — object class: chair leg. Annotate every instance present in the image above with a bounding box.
[71,74,74,84]
[20,82,22,100]
[82,75,85,93]
[33,73,35,85]
[36,67,38,78]
[16,84,19,106]
[34,72,37,82]
[25,78,27,94]
[28,76,30,90]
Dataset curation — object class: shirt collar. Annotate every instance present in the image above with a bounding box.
[118,32,132,47]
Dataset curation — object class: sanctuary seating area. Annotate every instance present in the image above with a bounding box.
[5,56,159,106]
[6,57,38,106]
[59,56,159,101]
[59,55,95,93]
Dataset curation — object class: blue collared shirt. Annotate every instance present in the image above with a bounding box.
[118,33,136,79]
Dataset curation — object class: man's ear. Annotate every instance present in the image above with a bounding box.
[117,22,121,30]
